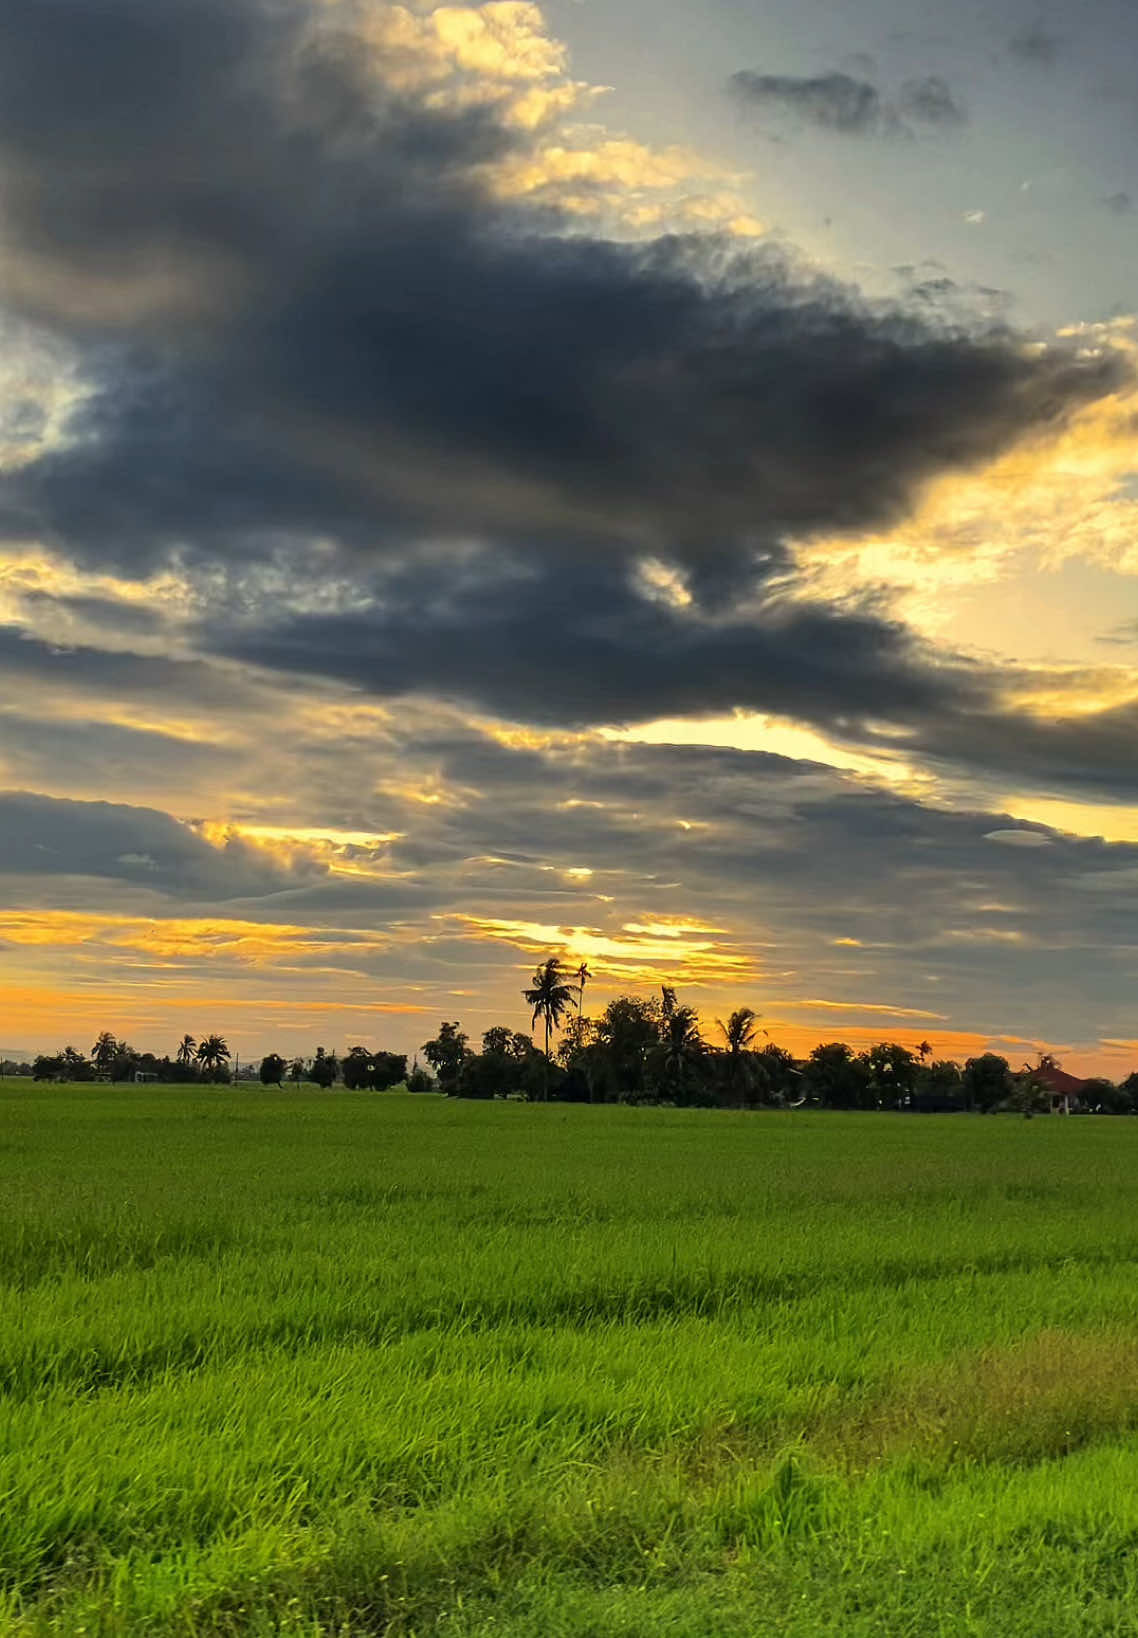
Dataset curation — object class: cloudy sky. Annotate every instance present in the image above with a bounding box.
[3,0,1138,1073]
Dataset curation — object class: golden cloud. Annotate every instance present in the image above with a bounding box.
[782,998,948,1021]
[315,1,763,235]
[0,909,389,964]
[445,911,762,986]
[793,321,1138,629]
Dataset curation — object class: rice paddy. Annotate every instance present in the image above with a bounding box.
[5,1083,1138,1634]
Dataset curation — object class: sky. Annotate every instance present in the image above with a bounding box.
[3,0,1138,1075]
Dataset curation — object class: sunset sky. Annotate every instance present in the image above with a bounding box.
[4,0,1138,1074]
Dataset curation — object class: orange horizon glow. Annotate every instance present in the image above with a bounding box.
[3,979,1134,1083]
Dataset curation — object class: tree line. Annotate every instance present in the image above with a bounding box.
[418,959,1138,1114]
[26,1031,234,1084]
[20,1034,418,1090]
[13,958,1138,1112]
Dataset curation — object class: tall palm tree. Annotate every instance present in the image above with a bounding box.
[195,1034,231,1081]
[523,958,576,1099]
[575,962,590,1017]
[659,1005,704,1095]
[717,1006,762,1109]
[176,1034,197,1068]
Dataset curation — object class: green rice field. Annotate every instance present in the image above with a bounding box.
[6,1084,1138,1635]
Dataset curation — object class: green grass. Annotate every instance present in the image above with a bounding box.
[6,1086,1138,1634]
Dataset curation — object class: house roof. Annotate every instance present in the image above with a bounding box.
[1032,1064,1087,1096]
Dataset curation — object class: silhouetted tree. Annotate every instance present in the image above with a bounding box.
[455,1029,542,1099]
[717,1006,762,1108]
[802,1042,873,1108]
[62,1045,92,1081]
[654,1004,706,1104]
[260,1053,287,1086]
[753,1042,799,1104]
[912,1058,963,1111]
[557,1014,609,1103]
[342,1046,373,1090]
[310,1047,337,1088]
[111,1041,140,1081]
[1082,1076,1127,1113]
[861,1042,918,1106]
[575,962,590,1017]
[455,1053,507,1099]
[1009,1069,1048,1117]
[962,1052,1012,1113]
[91,1032,118,1078]
[480,1026,516,1057]
[342,1047,407,1090]
[196,1034,231,1081]
[593,995,662,1102]
[176,1034,197,1069]
[407,1057,434,1093]
[422,1022,470,1093]
[33,1046,93,1082]
[523,959,576,1099]
[372,1051,407,1089]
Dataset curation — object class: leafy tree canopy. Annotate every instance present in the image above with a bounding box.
[421,1023,469,1089]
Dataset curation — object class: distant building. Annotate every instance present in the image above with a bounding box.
[1027,1061,1088,1115]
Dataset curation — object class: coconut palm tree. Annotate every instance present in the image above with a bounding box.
[523,958,576,1099]
[658,1005,705,1098]
[717,1006,762,1108]
[176,1034,197,1068]
[195,1034,231,1081]
[575,962,590,1017]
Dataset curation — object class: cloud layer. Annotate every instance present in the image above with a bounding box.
[0,0,1127,772]
[1,0,1138,1063]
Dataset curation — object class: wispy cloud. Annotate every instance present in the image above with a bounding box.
[729,67,965,137]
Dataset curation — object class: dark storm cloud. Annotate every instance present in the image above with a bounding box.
[0,0,512,326]
[730,68,965,136]
[212,547,1138,802]
[7,233,1112,578]
[218,547,980,728]
[729,71,883,134]
[0,792,325,897]
[0,0,1117,583]
[0,0,1132,815]
[887,697,1138,800]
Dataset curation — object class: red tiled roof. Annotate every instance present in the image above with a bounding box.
[1032,1064,1087,1096]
